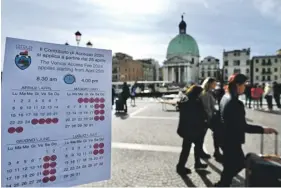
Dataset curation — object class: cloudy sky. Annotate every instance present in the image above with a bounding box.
[2,0,281,67]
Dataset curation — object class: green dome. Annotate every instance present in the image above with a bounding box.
[166,34,200,59]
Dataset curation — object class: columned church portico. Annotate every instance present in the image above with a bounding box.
[163,61,194,83]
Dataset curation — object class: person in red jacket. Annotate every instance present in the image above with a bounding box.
[251,84,263,109]
[257,85,264,108]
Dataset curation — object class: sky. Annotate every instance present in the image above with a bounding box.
[1,0,281,67]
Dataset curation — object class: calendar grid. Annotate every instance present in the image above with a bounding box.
[2,37,111,187]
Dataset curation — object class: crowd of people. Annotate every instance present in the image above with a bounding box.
[176,74,278,187]
[245,82,281,111]
[111,77,280,186]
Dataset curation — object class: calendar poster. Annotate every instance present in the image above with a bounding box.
[1,37,112,187]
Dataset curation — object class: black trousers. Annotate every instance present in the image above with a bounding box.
[124,99,128,112]
[177,137,201,168]
[213,130,222,153]
[265,95,273,110]
[199,128,208,154]
[218,144,245,186]
[259,96,263,107]
[245,95,252,107]
[199,127,221,154]
[274,94,281,108]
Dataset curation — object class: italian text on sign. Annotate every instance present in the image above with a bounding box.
[1,37,112,187]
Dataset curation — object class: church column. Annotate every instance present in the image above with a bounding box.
[187,65,192,83]
[182,67,184,83]
[168,67,170,81]
[165,66,169,81]
[172,67,174,82]
[184,67,186,82]
[178,67,181,83]
[163,67,166,81]
[183,66,186,83]
[186,65,189,83]
[163,67,165,81]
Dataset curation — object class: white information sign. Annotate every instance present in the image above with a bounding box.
[1,38,112,187]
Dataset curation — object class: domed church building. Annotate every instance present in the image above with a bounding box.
[163,15,200,84]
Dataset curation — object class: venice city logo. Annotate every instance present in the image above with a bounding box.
[15,50,31,70]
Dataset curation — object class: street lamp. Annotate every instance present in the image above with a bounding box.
[65,42,69,45]
[75,31,82,46]
[86,41,93,48]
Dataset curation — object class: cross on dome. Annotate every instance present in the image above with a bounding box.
[166,15,200,59]
[179,13,186,34]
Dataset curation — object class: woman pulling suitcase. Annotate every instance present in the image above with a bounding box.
[214,74,278,187]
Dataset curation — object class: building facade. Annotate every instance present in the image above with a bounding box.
[277,49,281,56]
[112,53,143,82]
[163,15,200,84]
[199,56,220,83]
[151,59,160,81]
[137,59,159,81]
[223,48,251,82]
[252,53,281,85]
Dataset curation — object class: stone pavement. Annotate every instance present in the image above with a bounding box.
[82,98,281,187]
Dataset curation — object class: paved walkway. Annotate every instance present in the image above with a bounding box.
[83,98,281,187]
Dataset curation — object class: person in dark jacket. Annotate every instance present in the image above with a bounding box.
[214,83,225,105]
[244,82,252,108]
[112,86,116,107]
[273,82,281,109]
[176,85,208,176]
[121,82,130,113]
[214,74,277,187]
[130,82,137,106]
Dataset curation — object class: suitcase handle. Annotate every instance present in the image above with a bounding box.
[260,133,279,155]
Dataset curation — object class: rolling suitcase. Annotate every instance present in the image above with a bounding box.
[115,97,125,112]
[245,133,281,187]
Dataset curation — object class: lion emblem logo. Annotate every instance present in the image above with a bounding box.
[15,50,31,70]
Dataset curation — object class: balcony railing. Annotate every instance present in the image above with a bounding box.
[262,79,271,82]
[261,71,272,74]
[262,62,272,66]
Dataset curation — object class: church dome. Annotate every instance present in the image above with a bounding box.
[166,15,199,59]
[167,34,199,59]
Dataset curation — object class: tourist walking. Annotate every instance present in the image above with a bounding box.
[214,74,277,187]
[273,82,281,109]
[214,83,225,105]
[112,86,116,108]
[176,85,208,176]
[245,82,252,108]
[258,85,264,108]
[121,82,130,113]
[251,84,263,109]
[200,77,223,161]
[130,82,137,106]
[264,83,273,111]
